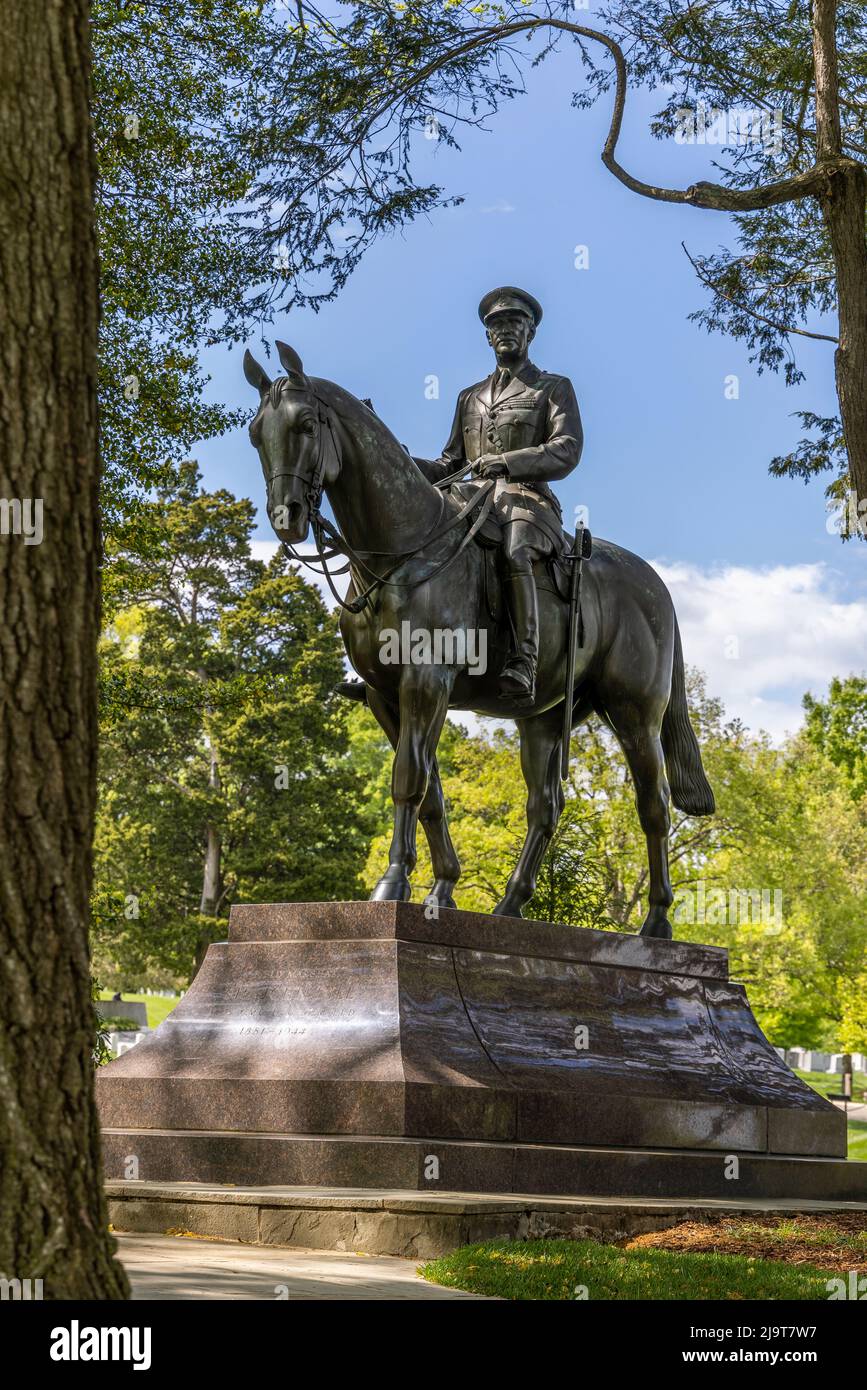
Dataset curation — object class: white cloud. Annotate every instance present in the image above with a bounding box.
[251,538,345,611]
[253,542,866,742]
[654,560,867,741]
[479,198,516,214]
[251,538,285,564]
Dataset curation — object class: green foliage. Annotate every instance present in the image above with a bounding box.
[91,978,113,1068]
[803,675,867,801]
[92,1,291,552]
[839,973,867,1055]
[94,467,374,985]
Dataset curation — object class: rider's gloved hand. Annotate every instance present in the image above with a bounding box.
[474,455,508,479]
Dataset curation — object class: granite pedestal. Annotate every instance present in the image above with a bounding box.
[98,902,865,1201]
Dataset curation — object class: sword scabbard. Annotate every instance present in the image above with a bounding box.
[560,524,584,779]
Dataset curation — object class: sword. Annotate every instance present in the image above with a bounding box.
[561,521,591,779]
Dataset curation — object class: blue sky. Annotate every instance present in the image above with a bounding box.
[194,39,866,738]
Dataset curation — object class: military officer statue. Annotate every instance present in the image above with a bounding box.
[424,287,583,703]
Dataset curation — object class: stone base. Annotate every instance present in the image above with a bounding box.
[98,901,860,1198]
[106,1182,867,1261]
[102,1129,867,1201]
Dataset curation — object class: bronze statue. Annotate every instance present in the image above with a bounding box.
[244,295,714,939]
[418,287,582,704]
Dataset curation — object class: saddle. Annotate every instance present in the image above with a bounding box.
[447,480,578,621]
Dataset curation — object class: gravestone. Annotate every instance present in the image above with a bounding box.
[108,1030,148,1057]
[96,999,148,1028]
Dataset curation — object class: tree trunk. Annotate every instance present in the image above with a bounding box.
[199,823,224,918]
[812,0,867,513]
[819,164,867,513]
[0,0,128,1298]
[195,733,223,974]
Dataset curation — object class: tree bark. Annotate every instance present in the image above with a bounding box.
[812,0,867,513]
[0,1,128,1298]
[199,821,224,919]
[194,813,223,976]
[195,671,223,974]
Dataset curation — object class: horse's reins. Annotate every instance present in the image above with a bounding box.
[276,397,497,615]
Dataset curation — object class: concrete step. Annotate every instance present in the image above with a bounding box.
[107,1179,867,1260]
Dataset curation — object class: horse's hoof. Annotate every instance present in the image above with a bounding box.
[424,881,457,911]
[370,872,411,903]
[639,912,673,940]
[492,897,524,918]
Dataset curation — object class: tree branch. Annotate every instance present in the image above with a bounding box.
[342,16,841,216]
[681,241,839,342]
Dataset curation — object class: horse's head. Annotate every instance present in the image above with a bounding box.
[244,341,337,544]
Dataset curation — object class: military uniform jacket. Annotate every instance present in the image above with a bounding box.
[430,361,583,546]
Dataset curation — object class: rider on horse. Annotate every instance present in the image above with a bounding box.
[420,287,583,704]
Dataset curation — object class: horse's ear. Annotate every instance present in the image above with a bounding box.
[244,349,271,396]
[276,340,306,381]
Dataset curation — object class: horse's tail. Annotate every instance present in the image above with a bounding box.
[662,618,715,816]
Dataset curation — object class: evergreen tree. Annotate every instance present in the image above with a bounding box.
[95,467,372,984]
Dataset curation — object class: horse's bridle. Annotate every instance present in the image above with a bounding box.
[263,395,334,516]
[269,393,496,616]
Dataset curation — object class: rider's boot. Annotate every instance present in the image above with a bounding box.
[500,571,539,703]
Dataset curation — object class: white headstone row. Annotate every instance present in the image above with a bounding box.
[774,1047,867,1073]
[108,1029,149,1056]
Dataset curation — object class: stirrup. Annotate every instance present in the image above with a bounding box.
[499,659,536,703]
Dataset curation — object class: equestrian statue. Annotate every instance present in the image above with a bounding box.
[244,287,715,939]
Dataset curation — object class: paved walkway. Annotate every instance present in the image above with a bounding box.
[118,1233,489,1301]
[839,1101,867,1124]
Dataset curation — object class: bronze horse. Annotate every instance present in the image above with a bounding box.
[244,341,714,938]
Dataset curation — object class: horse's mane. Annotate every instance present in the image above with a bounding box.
[309,377,418,467]
[262,373,431,483]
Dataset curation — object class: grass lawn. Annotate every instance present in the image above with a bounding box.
[99,992,179,1029]
[419,1237,836,1301]
[794,1067,867,1102]
[848,1121,867,1160]
[793,1068,867,1158]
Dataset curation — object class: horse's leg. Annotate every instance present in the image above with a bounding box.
[419,762,461,908]
[606,700,674,939]
[366,687,460,907]
[492,705,564,918]
[370,670,453,903]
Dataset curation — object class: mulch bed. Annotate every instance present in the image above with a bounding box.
[625,1213,867,1274]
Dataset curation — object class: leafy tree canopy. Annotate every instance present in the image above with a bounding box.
[93,0,290,544]
[95,466,374,984]
[241,0,867,512]
[803,673,867,799]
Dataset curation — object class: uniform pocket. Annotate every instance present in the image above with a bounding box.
[497,409,540,448]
